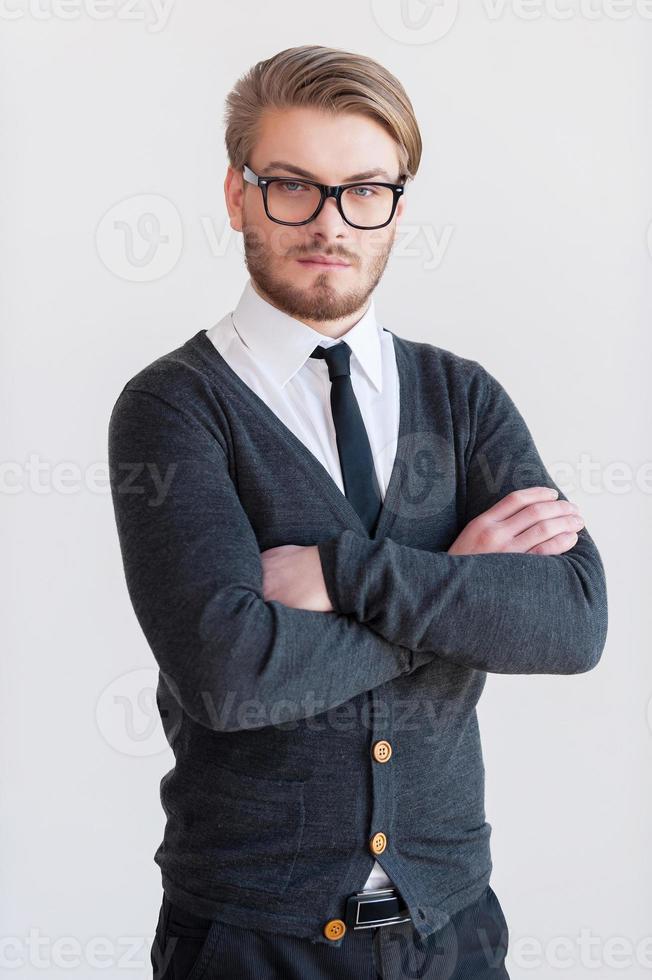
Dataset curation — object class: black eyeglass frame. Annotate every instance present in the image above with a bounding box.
[242,163,406,230]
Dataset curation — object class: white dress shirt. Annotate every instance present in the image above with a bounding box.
[205,276,400,893]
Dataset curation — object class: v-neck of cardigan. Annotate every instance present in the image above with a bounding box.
[188,327,413,540]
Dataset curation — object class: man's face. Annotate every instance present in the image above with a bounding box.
[224,106,406,325]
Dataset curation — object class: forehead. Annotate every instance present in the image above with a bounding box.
[252,106,401,183]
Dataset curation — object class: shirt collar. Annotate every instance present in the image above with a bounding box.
[231,277,384,392]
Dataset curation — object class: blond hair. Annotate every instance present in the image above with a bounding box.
[224,45,422,182]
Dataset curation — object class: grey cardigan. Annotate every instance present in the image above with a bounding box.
[107,326,608,946]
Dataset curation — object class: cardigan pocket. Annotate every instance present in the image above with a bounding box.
[161,758,306,899]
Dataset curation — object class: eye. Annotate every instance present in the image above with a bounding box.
[278,180,309,194]
[347,185,379,198]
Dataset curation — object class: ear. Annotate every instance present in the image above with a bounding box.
[224,166,244,233]
[395,194,406,222]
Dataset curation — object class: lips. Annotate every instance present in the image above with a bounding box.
[297,257,350,267]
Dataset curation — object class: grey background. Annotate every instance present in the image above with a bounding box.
[2,2,650,977]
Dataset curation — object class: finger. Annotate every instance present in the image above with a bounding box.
[516,510,584,550]
[515,512,584,552]
[524,530,580,556]
[488,486,560,522]
[260,543,302,558]
[501,498,581,538]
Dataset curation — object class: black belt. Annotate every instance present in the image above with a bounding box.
[344,887,412,930]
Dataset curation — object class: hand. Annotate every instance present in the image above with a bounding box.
[447,486,585,556]
[260,543,333,612]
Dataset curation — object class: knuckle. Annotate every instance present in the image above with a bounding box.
[475,519,500,550]
[532,543,555,556]
[557,531,578,551]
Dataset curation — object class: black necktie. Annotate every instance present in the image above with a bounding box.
[309,341,382,535]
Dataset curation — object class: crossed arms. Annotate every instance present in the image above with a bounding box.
[108,370,608,732]
[263,369,607,677]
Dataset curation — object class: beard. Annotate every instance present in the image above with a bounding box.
[241,222,396,322]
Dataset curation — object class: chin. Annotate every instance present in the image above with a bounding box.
[294,266,358,288]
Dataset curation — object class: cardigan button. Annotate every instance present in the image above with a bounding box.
[323,918,346,941]
[372,739,392,763]
[370,831,387,854]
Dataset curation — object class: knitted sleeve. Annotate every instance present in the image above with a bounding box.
[317,366,608,675]
[108,385,421,733]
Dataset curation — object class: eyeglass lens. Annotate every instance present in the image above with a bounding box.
[266,179,396,226]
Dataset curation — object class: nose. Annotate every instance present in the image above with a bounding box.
[308,193,350,237]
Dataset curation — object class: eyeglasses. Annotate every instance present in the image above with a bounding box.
[242,163,405,230]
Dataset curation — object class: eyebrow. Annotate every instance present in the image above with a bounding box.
[262,160,398,183]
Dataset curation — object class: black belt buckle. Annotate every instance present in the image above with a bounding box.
[345,887,412,930]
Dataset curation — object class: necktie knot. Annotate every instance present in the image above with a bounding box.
[309,341,351,381]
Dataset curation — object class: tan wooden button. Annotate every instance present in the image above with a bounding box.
[370,831,387,854]
[372,740,392,763]
[323,918,346,941]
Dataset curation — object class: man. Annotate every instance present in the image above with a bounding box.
[108,44,608,980]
